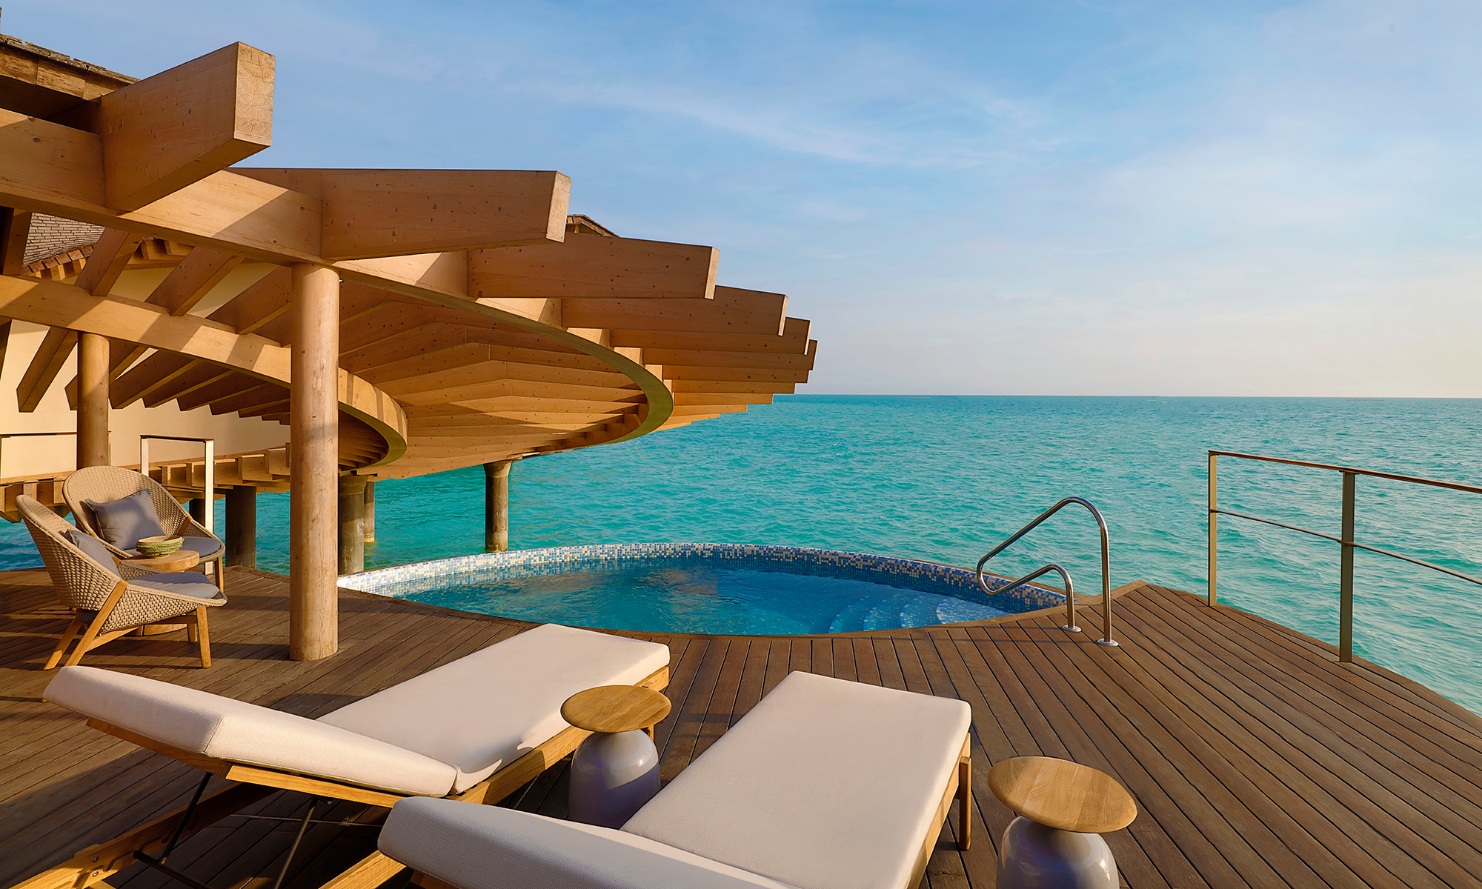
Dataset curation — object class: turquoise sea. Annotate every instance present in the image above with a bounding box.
[4,395,1481,714]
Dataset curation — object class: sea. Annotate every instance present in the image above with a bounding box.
[4,395,1480,714]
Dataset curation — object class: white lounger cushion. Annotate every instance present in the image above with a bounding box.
[319,624,670,792]
[623,671,971,889]
[45,666,458,796]
[381,798,800,889]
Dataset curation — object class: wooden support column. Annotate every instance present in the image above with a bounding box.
[188,498,208,525]
[484,461,512,553]
[363,481,376,543]
[225,486,257,569]
[338,475,367,575]
[76,332,111,468]
[289,264,340,661]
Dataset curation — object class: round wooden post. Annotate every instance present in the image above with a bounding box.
[188,498,208,525]
[76,331,110,468]
[363,480,376,543]
[484,460,511,552]
[225,485,257,569]
[338,475,367,575]
[289,263,340,661]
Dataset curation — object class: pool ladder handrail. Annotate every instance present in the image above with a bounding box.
[976,496,1118,646]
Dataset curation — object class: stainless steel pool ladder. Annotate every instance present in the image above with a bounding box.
[976,497,1118,646]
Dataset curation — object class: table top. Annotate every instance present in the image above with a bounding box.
[987,756,1137,833]
[562,685,671,734]
[125,549,200,572]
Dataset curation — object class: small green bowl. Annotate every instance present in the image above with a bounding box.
[136,535,184,557]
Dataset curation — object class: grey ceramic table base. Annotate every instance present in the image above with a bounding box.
[568,728,661,828]
[997,815,1119,888]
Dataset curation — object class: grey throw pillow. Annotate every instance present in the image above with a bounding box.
[84,489,165,551]
[66,529,118,570]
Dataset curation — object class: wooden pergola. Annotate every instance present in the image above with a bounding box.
[0,39,814,660]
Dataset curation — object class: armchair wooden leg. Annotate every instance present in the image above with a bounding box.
[194,606,212,668]
[214,558,226,593]
[62,580,129,668]
[44,615,85,670]
[65,611,116,667]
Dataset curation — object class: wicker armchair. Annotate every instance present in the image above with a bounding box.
[17,496,225,668]
[62,465,226,593]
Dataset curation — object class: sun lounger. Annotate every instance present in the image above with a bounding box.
[379,671,973,889]
[21,624,670,889]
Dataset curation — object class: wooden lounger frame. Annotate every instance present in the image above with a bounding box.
[15,665,670,889]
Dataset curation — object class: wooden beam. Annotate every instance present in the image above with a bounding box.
[96,43,274,210]
[469,232,717,300]
[16,328,75,412]
[289,264,340,661]
[563,286,787,335]
[640,340,817,370]
[610,317,812,354]
[239,169,571,260]
[75,229,145,294]
[110,247,246,374]
[1,208,32,276]
[207,266,291,334]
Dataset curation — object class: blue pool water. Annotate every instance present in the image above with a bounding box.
[3,395,1481,712]
[340,544,1065,635]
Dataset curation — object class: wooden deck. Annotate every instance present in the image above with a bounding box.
[2,567,1480,889]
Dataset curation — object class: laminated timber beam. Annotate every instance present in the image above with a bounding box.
[238,169,570,260]
[561,286,788,335]
[610,316,812,353]
[95,43,273,211]
[469,233,717,300]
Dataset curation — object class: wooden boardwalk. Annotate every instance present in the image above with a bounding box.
[2,567,1480,888]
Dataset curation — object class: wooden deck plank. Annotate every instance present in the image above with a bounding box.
[2,570,1481,889]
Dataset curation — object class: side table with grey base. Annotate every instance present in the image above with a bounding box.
[989,756,1138,889]
[561,684,672,828]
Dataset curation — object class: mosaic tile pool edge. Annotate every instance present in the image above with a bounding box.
[339,542,1066,614]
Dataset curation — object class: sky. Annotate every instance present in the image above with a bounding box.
[6,0,1482,396]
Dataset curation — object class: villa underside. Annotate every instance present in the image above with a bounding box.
[1,567,1479,889]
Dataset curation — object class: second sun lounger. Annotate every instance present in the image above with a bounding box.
[380,671,973,889]
[20,623,670,889]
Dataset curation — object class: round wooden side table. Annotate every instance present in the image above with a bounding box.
[124,549,202,635]
[988,756,1137,889]
[561,685,671,828]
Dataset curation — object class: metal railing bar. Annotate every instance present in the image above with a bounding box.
[1210,507,1482,588]
[1209,450,1482,496]
[1209,508,1343,545]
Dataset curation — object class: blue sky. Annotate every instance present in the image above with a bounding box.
[8,1,1482,395]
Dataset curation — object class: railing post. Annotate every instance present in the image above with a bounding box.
[1339,471,1357,663]
[1208,452,1218,606]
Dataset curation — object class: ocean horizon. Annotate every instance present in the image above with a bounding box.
[5,394,1479,713]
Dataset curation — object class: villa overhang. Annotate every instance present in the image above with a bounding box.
[0,35,816,658]
[0,38,815,484]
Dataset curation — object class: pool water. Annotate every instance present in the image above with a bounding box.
[342,544,1063,635]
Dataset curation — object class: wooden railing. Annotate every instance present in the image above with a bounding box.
[1208,450,1482,662]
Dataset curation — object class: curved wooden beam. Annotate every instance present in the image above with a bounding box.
[0,274,407,466]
